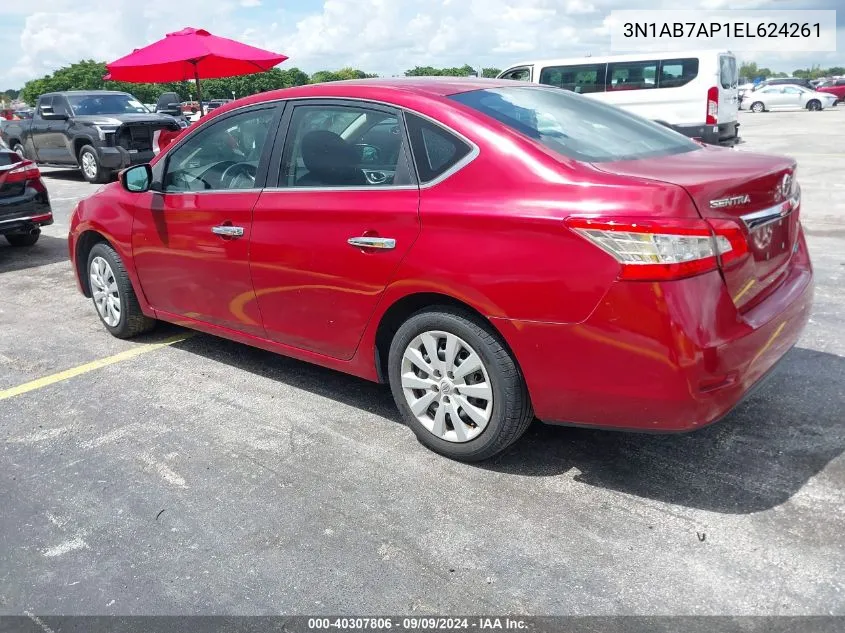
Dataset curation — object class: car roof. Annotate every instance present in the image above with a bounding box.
[48,90,131,96]
[207,77,517,119]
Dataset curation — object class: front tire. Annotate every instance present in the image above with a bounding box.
[78,145,112,184]
[388,307,533,462]
[87,242,155,338]
[807,100,822,111]
[12,143,25,158]
[5,231,40,247]
[750,101,765,113]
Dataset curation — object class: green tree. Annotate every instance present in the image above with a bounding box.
[309,68,378,83]
[482,67,501,78]
[404,64,478,77]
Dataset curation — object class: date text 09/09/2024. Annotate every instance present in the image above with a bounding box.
[623,22,821,39]
[307,617,529,630]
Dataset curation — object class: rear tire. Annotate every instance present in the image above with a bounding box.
[5,231,40,247]
[78,145,112,184]
[750,101,765,113]
[807,100,822,111]
[388,307,533,462]
[87,242,155,338]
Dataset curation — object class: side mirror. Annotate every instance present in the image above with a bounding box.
[120,164,152,193]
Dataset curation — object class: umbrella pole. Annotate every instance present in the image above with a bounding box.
[193,63,203,117]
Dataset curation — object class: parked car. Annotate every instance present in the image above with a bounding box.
[181,101,200,114]
[498,50,740,146]
[68,78,813,461]
[752,77,814,91]
[815,78,845,103]
[742,85,838,112]
[0,148,53,246]
[0,91,182,184]
[153,92,190,129]
[204,98,233,114]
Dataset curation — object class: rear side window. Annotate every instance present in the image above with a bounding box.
[539,64,606,94]
[608,60,658,91]
[658,58,699,88]
[405,113,472,183]
[451,86,698,163]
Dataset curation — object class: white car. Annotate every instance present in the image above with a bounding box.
[742,84,838,112]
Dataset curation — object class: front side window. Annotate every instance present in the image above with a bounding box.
[500,67,532,82]
[164,108,275,192]
[405,113,472,183]
[67,93,147,115]
[539,64,606,94]
[451,86,699,163]
[607,61,658,91]
[280,104,411,188]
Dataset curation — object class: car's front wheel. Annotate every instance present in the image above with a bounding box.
[388,308,533,462]
[750,101,765,113]
[12,143,25,158]
[807,99,822,111]
[87,242,155,338]
[78,145,112,184]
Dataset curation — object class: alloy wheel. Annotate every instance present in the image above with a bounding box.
[81,151,98,180]
[400,330,493,443]
[89,256,121,327]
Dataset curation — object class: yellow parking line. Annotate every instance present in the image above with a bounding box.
[0,333,194,401]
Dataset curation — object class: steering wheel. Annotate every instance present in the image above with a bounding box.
[220,162,258,189]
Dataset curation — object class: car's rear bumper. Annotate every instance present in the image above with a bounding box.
[675,121,740,147]
[492,231,813,432]
[0,184,52,234]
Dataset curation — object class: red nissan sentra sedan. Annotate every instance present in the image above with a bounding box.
[68,78,813,461]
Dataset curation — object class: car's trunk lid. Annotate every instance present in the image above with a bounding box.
[594,147,800,311]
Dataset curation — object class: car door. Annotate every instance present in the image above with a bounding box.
[761,87,787,109]
[782,86,804,109]
[29,97,54,161]
[46,96,75,164]
[250,100,421,360]
[131,103,282,335]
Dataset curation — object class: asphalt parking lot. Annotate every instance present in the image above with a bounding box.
[1,108,844,615]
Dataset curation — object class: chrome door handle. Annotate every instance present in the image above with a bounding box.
[212,225,244,237]
[347,236,396,250]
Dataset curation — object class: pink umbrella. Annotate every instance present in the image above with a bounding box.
[105,27,287,112]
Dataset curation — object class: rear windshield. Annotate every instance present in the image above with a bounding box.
[450,86,699,163]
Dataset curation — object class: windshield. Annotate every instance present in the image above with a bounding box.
[450,86,699,163]
[67,94,147,115]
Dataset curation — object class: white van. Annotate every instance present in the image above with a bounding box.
[497,50,739,146]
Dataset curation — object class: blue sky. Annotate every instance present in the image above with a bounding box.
[1,0,842,91]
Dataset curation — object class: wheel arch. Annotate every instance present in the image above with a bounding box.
[73,137,97,163]
[74,229,110,297]
[372,291,522,385]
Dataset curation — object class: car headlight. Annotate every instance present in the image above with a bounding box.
[93,125,119,140]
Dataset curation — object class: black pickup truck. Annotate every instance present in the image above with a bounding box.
[0,91,182,183]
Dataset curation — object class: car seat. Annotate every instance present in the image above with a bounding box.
[296,130,367,186]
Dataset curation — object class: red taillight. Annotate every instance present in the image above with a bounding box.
[0,159,40,184]
[565,217,748,281]
[706,86,719,125]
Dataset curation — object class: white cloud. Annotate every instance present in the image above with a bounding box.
[1,0,843,89]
